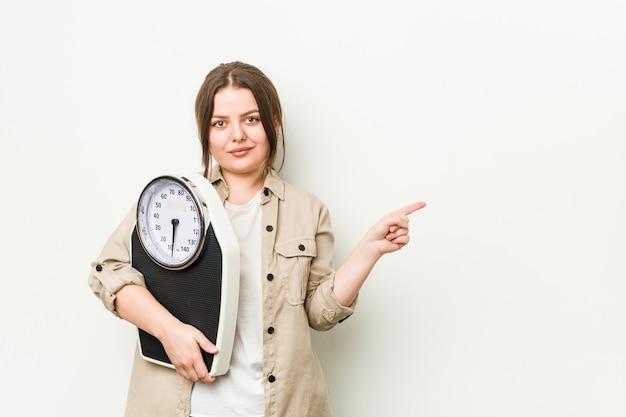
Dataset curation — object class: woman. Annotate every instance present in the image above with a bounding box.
[89,61,425,417]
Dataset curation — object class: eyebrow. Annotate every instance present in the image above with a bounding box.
[211,109,260,119]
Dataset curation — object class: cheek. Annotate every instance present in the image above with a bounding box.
[256,134,271,154]
[208,132,227,151]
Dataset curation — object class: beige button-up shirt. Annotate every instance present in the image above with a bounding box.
[88,168,356,417]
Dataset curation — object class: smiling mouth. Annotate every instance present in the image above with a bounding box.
[229,147,252,156]
[230,147,251,153]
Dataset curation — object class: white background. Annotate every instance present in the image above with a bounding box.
[1,1,625,416]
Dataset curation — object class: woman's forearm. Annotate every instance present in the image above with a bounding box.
[333,241,381,306]
[114,284,180,340]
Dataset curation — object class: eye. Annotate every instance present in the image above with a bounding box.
[211,120,225,128]
[245,115,260,124]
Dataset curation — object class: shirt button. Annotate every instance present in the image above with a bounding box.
[95,264,103,272]
[267,327,275,334]
[268,375,276,383]
[298,244,305,251]
[263,188,269,196]
[266,273,274,281]
[266,225,273,232]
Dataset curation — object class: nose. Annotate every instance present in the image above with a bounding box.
[231,123,246,142]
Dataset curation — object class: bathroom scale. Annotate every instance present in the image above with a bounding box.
[130,172,240,376]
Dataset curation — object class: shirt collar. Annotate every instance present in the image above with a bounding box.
[208,165,284,202]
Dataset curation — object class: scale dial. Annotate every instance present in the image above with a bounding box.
[136,175,206,269]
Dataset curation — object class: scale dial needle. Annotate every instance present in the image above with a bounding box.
[171,218,179,257]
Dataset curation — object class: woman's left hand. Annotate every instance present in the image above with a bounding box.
[366,201,426,255]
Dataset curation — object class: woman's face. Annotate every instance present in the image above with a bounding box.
[209,86,269,179]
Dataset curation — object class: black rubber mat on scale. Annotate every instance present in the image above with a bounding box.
[131,224,223,371]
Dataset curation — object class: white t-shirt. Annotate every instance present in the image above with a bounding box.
[190,193,264,417]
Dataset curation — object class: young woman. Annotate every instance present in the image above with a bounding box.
[89,61,426,417]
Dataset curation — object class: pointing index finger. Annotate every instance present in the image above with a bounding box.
[396,201,427,216]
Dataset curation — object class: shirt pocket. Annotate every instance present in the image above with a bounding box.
[274,237,317,306]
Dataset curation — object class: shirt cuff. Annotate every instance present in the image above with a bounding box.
[89,261,145,317]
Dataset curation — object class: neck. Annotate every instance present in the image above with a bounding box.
[223,170,265,205]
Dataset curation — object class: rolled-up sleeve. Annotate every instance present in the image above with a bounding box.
[305,204,358,331]
[88,204,145,317]
[307,274,357,330]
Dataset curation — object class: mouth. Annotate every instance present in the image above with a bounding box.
[229,146,252,157]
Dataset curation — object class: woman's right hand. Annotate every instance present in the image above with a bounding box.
[160,320,218,384]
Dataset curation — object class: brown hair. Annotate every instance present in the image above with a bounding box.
[195,61,285,178]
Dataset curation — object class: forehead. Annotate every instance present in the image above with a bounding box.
[213,87,258,115]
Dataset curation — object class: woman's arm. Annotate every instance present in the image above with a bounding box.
[89,205,217,384]
[333,202,426,306]
[114,285,217,383]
